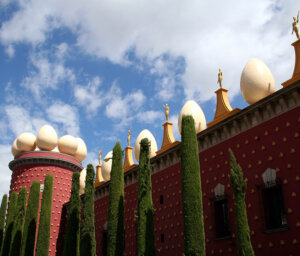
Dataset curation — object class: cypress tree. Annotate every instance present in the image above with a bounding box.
[1,191,18,256]
[137,138,156,256]
[229,149,255,256]
[80,164,96,256]
[63,172,80,256]
[35,174,53,256]
[107,142,124,256]
[0,194,8,251]
[21,181,40,256]
[181,115,205,256]
[10,187,28,256]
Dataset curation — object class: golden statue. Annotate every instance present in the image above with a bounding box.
[217,68,223,88]
[163,104,169,121]
[292,11,300,40]
[127,128,132,146]
[98,149,102,165]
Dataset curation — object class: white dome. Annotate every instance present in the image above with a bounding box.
[178,100,206,135]
[79,168,86,194]
[74,138,87,162]
[58,135,78,155]
[240,58,275,104]
[134,129,158,162]
[12,138,21,156]
[16,133,36,152]
[36,125,58,151]
[102,151,113,181]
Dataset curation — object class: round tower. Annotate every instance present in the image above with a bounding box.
[9,151,82,255]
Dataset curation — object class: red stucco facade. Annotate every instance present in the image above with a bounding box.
[92,104,300,255]
[9,151,82,256]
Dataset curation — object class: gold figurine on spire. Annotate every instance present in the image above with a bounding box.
[292,11,299,40]
[98,149,102,165]
[163,104,169,121]
[217,68,223,88]
[127,128,132,146]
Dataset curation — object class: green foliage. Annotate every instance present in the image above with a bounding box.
[1,191,18,256]
[63,172,81,256]
[10,187,28,256]
[0,194,8,252]
[229,149,255,256]
[181,115,205,256]
[35,174,53,256]
[137,138,156,256]
[80,164,96,256]
[21,181,40,256]
[107,142,124,256]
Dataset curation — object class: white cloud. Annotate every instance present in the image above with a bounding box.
[21,45,75,100]
[136,110,163,124]
[0,0,297,102]
[5,105,46,136]
[0,144,13,199]
[46,102,80,136]
[74,76,103,115]
[5,44,14,58]
[105,83,145,124]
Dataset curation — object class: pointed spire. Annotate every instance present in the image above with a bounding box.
[156,105,179,154]
[282,39,300,86]
[124,129,137,172]
[95,149,104,187]
[94,164,104,187]
[208,70,240,127]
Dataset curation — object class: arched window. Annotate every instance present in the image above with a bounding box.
[260,169,287,231]
[213,184,231,239]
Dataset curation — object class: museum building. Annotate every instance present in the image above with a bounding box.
[8,38,300,256]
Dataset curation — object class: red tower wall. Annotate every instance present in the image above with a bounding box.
[91,106,300,256]
[9,151,82,256]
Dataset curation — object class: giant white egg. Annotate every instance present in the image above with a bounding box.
[240,58,275,104]
[36,125,58,151]
[12,138,21,156]
[74,138,87,162]
[102,151,113,181]
[178,100,206,135]
[134,129,158,162]
[79,168,86,194]
[16,133,36,152]
[58,135,78,155]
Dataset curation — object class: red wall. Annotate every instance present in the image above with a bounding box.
[93,106,300,256]
[9,152,80,256]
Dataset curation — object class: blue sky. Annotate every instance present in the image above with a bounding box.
[0,0,298,197]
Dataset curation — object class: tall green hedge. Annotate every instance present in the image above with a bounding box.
[35,174,53,256]
[137,138,156,256]
[80,164,96,256]
[1,191,18,256]
[63,172,80,256]
[0,194,8,252]
[181,115,205,256]
[229,149,254,256]
[107,142,124,256]
[21,181,40,256]
[10,187,28,256]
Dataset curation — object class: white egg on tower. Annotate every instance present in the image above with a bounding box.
[240,58,275,104]
[16,132,37,152]
[74,138,87,162]
[58,135,79,155]
[102,151,113,181]
[134,129,158,162]
[11,138,21,156]
[36,125,58,151]
[178,100,206,135]
[79,168,86,194]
